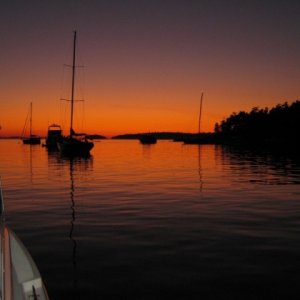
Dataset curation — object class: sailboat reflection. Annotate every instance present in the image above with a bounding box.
[46,150,93,297]
[198,145,203,192]
[69,157,77,293]
[56,155,93,298]
[21,144,38,185]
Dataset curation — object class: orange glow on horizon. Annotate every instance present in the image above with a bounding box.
[0,89,298,138]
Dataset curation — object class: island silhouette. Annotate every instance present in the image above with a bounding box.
[112,100,300,150]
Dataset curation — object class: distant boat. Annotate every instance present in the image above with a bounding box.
[21,102,41,145]
[45,124,62,149]
[57,31,94,156]
[139,134,157,144]
[0,183,49,300]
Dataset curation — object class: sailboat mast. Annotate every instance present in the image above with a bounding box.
[30,102,32,136]
[70,30,77,137]
[198,92,203,134]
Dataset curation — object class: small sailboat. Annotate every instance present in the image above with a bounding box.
[183,93,206,144]
[0,183,49,299]
[21,102,41,145]
[57,31,94,156]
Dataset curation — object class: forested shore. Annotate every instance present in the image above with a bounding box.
[214,100,300,148]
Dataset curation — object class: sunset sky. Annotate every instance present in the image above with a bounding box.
[1,0,300,137]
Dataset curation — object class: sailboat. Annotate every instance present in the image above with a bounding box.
[57,31,94,156]
[183,93,217,144]
[0,183,49,299]
[22,102,41,145]
[183,92,205,144]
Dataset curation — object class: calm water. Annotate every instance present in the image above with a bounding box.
[1,139,300,299]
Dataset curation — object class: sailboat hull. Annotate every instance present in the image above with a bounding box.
[57,137,94,156]
[22,135,41,145]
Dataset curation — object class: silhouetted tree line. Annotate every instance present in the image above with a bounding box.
[214,100,300,146]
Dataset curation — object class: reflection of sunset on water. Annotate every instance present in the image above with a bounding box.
[1,139,300,299]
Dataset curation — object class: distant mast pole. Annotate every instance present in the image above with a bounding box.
[70,30,77,137]
[198,92,203,134]
[30,102,32,137]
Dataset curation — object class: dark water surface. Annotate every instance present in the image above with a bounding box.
[1,139,300,299]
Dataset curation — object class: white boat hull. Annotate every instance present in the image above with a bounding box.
[1,226,49,300]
